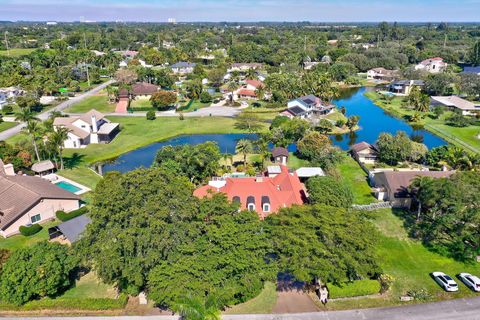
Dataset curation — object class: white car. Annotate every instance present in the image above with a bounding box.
[432,272,459,292]
[458,273,480,292]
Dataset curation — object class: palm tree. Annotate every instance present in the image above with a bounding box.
[49,127,70,170]
[409,176,433,221]
[236,139,253,166]
[172,295,220,320]
[416,93,430,113]
[15,107,38,123]
[245,68,257,80]
[24,120,42,162]
[255,86,265,101]
[227,81,238,104]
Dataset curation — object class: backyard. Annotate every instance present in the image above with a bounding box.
[337,155,375,205]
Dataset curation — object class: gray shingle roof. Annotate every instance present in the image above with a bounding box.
[57,214,91,243]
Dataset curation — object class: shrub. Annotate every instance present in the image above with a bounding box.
[379,274,394,294]
[335,119,346,127]
[200,91,212,103]
[328,280,380,299]
[406,288,431,301]
[146,110,156,120]
[19,224,43,236]
[179,112,184,120]
[56,206,89,222]
[306,176,353,208]
[0,295,128,311]
[1,104,14,114]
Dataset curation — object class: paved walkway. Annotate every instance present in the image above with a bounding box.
[115,98,129,113]
[9,296,480,319]
[0,79,114,141]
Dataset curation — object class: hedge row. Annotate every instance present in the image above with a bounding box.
[0,295,128,311]
[328,279,381,299]
[19,224,42,236]
[56,206,89,222]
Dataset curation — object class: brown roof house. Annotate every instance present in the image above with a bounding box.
[118,82,160,100]
[351,142,379,164]
[0,161,80,238]
[367,68,400,81]
[53,110,120,149]
[271,147,289,165]
[372,170,454,208]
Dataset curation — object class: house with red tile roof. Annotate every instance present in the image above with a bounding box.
[194,165,306,219]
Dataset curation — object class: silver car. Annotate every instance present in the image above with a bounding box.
[458,273,480,292]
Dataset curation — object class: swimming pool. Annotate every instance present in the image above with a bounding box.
[55,181,81,193]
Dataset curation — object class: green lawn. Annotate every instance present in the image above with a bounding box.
[179,99,210,113]
[337,156,375,205]
[0,221,57,251]
[365,91,480,153]
[130,98,152,109]
[0,121,18,132]
[0,48,35,57]
[64,94,116,114]
[61,272,117,299]
[58,166,102,191]
[287,152,309,169]
[225,282,277,314]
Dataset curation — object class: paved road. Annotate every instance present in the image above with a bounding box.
[8,296,480,319]
[0,79,114,141]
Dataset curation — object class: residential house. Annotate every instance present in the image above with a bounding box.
[372,170,454,208]
[281,95,335,119]
[388,80,424,96]
[367,68,400,81]
[415,57,448,73]
[171,62,196,74]
[0,161,80,238]
[228,63,263,72]
[0,86,22,109]
[350,142,379,164]
[194,165,306,219]
[118,82,160,100]
[431,96,480,116]
[53,110,120,149]
[271,147,289,165]
[462,66,480,76]
[236,79,264,100]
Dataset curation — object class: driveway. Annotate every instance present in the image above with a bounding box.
[0,79,114,141]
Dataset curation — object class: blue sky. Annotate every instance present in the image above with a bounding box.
[1,0,479,22]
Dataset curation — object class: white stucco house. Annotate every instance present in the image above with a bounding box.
[171,62,196,74]
[53,109,120,149]
[415,57,447,73]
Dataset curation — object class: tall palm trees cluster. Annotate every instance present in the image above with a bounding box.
[15,108,70,170]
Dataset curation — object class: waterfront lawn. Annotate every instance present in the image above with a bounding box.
[225,282,277,314]
[0,221,57,251]
[58,166,102,190]
[0,121,18,132]
[64,94,115,113]
[365,91,480,153]
[337,156,375,205]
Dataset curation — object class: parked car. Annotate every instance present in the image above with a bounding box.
[458,273,480,292]
[432,272,459,292]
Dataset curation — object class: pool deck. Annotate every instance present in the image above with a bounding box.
[42,174,91,195]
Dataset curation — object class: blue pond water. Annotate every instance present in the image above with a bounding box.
[100,87,446,173]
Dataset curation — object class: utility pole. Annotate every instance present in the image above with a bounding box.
[83,33,90,87]
[4,32,10,57]
[304,35,307,53]
[443,34,447,49]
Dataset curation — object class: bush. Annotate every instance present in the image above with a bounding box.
[178,112,184,120]
[306,176,354,208]
[328,280,380,299]
[200,91,212,103]
[1,104,14,114]
[19,223,43,236]
[0,295,128,311]
[146,110,156,120]
[56,206,89,222]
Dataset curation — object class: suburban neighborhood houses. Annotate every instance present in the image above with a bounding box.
[0,15,479,320]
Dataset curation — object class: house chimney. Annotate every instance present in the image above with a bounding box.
[91,114,98,133]
[256,176,263,182]
[3,163,15,176]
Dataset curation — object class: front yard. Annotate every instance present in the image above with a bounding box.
[64,94,116,114]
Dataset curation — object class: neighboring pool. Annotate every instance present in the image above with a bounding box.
[55,181,82,193]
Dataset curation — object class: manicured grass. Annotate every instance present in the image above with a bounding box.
[58,166,102,191]
[337,156,375,205]
[0,221,57,251]
[287,153,309,169]
[179,99,210,113]
[0,48,35,57]
[64,94,116,114]
[365,91,480,153]
[328,280,380,299]
[61,272,117,299]
[0,121,18,132]
[225,282,277,314]
[130,98,152,109]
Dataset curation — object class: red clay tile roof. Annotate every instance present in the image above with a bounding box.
[194,166,306,219]
[246,79,264,88]
[237,89,257,97]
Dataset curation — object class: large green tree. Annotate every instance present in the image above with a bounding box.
[306,176,353,208]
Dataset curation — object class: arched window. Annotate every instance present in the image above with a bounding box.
[247,196,255,211]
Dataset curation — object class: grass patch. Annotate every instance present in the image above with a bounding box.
[0,221,57,251]
[64,94,115,114]
[287,153,309,169]
[179,99,210,113]
[0,48,35,57]
[328,280,380,299]
[225,282,277,314]
[58,166,102,190]
[337,156,374,205]
[0,121,18,132]
[130,98,152,109]
[61,273,117,299]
